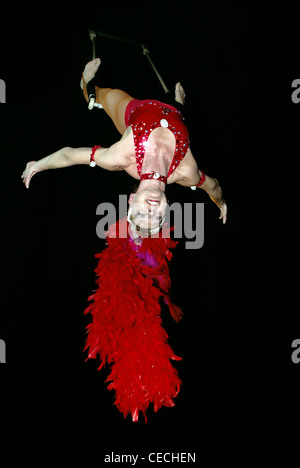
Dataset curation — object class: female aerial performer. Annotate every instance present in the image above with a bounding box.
[21,59,227,422]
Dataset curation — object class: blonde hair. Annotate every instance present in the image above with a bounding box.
[127,208,164,238]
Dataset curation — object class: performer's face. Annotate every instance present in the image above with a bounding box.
[128,186,168,232]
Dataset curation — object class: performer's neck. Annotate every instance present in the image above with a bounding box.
[139,149,170,191]
[137,178,166,191]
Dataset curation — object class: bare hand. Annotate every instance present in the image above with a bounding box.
[21,161,37,189]
[208,194,228,224]
[219,201,227,224]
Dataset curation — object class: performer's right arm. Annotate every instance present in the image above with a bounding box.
[21,143,126,189]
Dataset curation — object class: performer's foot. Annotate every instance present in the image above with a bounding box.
[175,82,186,105]
[80,58,101,89]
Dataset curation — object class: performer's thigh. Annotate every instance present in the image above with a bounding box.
[95,87,134,135]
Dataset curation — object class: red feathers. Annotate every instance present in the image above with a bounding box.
[84,218,182,422]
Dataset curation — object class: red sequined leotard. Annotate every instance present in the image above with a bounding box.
[125,99,190,178]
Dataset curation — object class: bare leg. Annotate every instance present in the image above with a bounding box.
[95,87,134,135]
[81,58,134,135]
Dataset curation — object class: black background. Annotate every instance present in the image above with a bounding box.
[0,0,299,451]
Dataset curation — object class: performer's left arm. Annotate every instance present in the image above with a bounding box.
[199,174,227,224]
[175,152,227,223]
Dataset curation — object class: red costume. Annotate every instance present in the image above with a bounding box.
[125,99,190,178]
[84,99,205,422]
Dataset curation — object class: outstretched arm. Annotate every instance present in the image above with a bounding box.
[170,82,227,222]
[174,149,228,223]
[21,143,125,189]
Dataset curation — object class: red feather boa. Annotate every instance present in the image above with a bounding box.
[84,218,182,422]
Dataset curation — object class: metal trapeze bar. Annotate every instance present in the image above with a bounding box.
[88,29,169,95]
[90,29,140,48]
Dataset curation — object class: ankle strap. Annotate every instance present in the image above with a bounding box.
[140,171,167,184]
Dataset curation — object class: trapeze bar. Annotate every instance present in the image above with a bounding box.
[89,29,140,48]
[88,29,170,98]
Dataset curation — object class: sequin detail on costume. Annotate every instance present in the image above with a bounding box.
[126,100,190,178]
